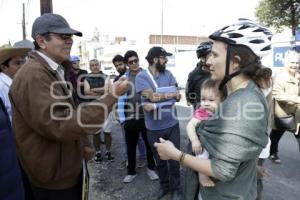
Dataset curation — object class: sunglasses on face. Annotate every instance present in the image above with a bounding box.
[128,59,139,65]
[50,33,73,41]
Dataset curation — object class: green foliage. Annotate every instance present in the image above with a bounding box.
[255,0,300,35]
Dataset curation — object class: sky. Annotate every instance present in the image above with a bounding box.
[0,0,262,45]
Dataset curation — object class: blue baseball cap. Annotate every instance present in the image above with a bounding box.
[70,55,80,62]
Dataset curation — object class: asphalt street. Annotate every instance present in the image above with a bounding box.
[88,105,300,200]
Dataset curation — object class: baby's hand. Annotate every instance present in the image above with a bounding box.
[191,139,202,155]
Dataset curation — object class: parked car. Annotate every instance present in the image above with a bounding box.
[102,65,117,77]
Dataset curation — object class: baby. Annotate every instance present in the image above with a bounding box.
[186,79,226,187]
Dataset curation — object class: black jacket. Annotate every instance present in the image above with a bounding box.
[185,62,210,109]
[0,98,24,200]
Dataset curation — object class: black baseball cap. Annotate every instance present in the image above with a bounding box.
[31,13,82,39]
[146,46,172,61]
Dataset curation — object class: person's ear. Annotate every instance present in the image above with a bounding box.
[231,55,241,71]
[0,64,7,72]
[153,57,158,64]
[36,35,47,50]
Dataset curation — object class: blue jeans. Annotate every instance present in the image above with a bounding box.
[147,123,181,192]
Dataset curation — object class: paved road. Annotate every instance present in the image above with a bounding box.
[88,105,300,200]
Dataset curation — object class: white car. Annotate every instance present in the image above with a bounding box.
[102,66,117,77]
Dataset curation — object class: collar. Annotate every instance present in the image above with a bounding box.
[283,70,300,82]
[0,72,12,86]
[36,51,60,71]
[125,67,144,76]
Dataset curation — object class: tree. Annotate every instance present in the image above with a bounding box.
[255,0,300,37]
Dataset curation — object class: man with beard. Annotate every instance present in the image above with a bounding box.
[113,54,127,82]
[185,41,212,110]
[135,47,182,200]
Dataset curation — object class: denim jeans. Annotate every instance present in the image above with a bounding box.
[147,123,181,192]
[124,119,156,175]
[120,123,147,160]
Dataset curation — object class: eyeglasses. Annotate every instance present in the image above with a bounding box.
[50,33,73,41]
[128,59,139,65]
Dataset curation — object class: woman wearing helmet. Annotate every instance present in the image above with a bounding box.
[154,19,272,200]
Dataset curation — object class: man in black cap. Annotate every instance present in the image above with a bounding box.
[9,13,128,200]
[136,46,182,200]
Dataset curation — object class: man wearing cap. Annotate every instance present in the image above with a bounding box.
[9,13,128,200]
[135,46,182,200]
[0,44,31,123]
[67,55,88,103]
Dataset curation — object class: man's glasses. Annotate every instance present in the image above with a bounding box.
[50,33,73,41]
[128,59,139,65]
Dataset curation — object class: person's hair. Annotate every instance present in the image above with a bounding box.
[146,57,154,65]
[229,45,272,89]
[201,79,227,100]
[33,33,51,50]
[112,54,124,64]
[89,59,100,65]
[0,58,12,72]
[1,58,12,67]
[124,50,138,64]
[284,50,300,65]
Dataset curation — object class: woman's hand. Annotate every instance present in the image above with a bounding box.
[154,138,181,160]
[191,139,203,155]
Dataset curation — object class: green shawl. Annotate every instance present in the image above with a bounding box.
[183,81,268,200]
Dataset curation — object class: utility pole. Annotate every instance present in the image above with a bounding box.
[161,0,164,46]
[40,0,53,15]
[22,3,26,39]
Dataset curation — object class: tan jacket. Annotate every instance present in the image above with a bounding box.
[9,51,117,190]
[272,70,300,117]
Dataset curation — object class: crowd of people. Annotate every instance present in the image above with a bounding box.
[1,13,300,200]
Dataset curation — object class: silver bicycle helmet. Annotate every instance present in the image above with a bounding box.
[210,19,272,57]
[209,19,273,89]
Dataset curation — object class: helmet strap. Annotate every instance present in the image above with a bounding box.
[218,45,260,90]
[219,45,232,90]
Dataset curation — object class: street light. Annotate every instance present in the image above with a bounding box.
[161,0,164,46]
